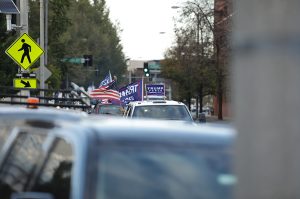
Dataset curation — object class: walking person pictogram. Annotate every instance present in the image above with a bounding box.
[18,39,31,64]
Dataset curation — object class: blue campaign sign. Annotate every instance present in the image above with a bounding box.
[119,79,143,104]
[145,84,165,96]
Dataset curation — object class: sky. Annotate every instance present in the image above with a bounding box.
[105,0,184,61]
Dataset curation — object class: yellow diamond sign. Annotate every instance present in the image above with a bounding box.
[5,33,44,70]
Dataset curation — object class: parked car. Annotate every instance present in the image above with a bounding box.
[0,115,236,199]
[123,100,194,122]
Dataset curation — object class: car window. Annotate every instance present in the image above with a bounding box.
[132,105,192,121]
[98,105,123,115]
[0,120,30,151]
[0,123,15,150]
[125,105,132,117]
[32,138,73,199]
[0,132,46,199]
[96,145,234,199]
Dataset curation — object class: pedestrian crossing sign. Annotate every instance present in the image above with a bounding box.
[5,33,44,70]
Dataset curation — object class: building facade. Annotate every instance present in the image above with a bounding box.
[213,0,232,118]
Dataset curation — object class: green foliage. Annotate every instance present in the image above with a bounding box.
[60,0,126,88]
[46,64,62,88]
[28,0,72,89]
[0,15,18,87]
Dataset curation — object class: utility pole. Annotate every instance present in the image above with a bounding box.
[233,1,300,198]
[19,0,29,100]
[19,0,28,35]
[196,12,200,119]
[40,0,45,94]
[45,0,48,66]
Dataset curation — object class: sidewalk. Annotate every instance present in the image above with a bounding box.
[205,115,232,124]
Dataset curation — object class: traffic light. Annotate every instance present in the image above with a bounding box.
[143,62,150,77]
[83,55,93,66]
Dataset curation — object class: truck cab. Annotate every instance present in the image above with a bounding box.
[0,112,236,199]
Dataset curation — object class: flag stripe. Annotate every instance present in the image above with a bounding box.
[90,96,120,100]
[90,90,120,100]
[90,89,119,94]
[90,92,120,97]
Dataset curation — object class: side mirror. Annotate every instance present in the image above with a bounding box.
[11,192,53,199]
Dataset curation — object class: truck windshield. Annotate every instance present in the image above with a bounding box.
[132,105,193,121]
[96,145,235,199]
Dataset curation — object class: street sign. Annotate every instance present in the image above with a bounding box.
[14,78,37,89]
[35,66,52,82]
[61,57,84,64]
[5,33,44,70]
[148,60,161,70]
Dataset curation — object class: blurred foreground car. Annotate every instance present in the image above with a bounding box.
[0,106,87,151]
[0,117,236,199]
[124,100,194,122]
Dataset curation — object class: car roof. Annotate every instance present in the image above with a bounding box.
[128,100,186,106]
[97,103,121,106]
[59,117,235,146]
[0,106,87,122]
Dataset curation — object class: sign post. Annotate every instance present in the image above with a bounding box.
[5,33,44,90]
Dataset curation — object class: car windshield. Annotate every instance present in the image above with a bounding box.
[96,145,235,199]
[132,105,193,121]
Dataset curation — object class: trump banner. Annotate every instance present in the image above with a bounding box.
[145,84,165,96]
[119,79,143,105]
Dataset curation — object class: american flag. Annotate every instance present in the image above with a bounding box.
[90,80,120,102]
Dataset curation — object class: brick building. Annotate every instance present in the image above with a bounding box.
[213,0,233,118]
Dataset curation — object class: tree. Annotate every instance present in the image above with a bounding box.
[162,29,195,109]
[163,0,230,120]
[59,0,126,88]
[162,0,216,114]
[28,0,72,89]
